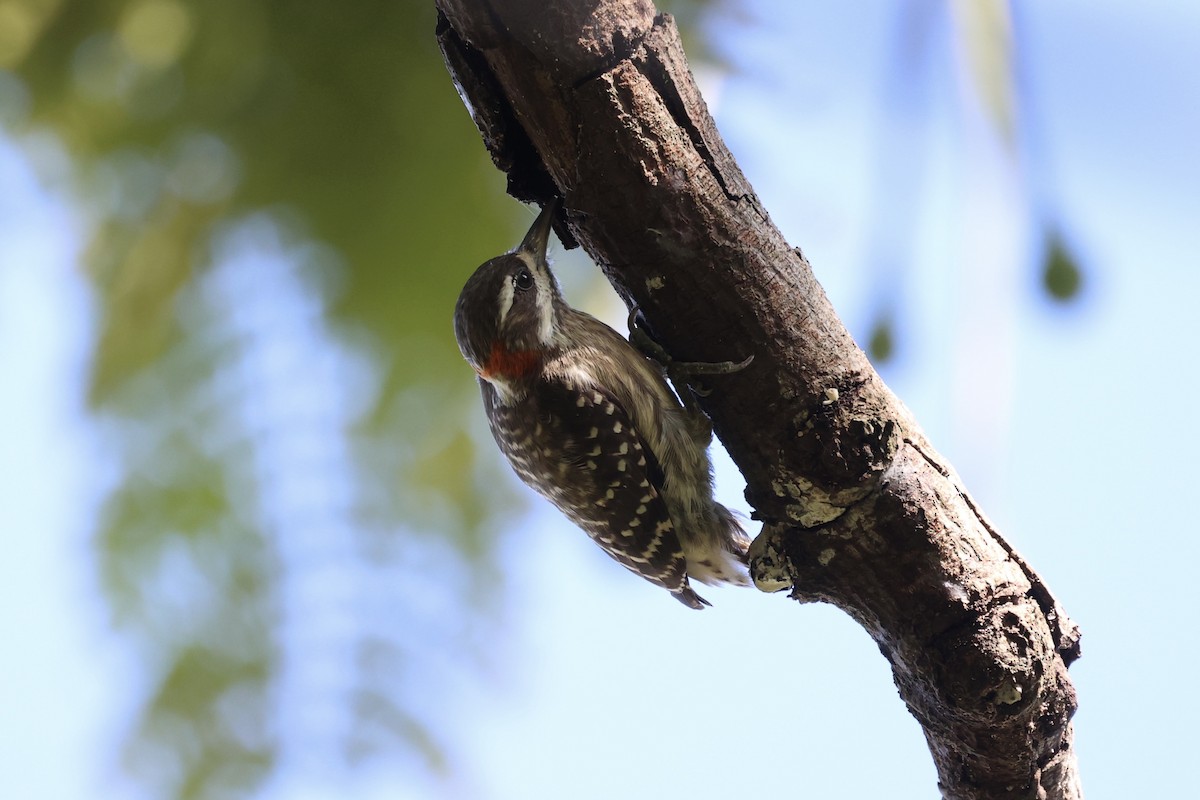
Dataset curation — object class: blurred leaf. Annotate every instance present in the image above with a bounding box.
[867,313,896,364]
[1042,230,1084,302]
[11,1,529,798]
[950,0,1016,146]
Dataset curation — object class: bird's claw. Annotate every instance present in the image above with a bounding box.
[627,305,753,413]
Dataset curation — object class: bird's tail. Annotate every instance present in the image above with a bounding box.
[686,502,752,588]
[673,584,712,609]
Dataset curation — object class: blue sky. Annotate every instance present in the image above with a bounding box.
[0,137,132,799]
[3,1,1199,798]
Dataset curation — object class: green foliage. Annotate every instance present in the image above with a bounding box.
[11,1,522,797]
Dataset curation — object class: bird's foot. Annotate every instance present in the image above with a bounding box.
[627,306,753,415]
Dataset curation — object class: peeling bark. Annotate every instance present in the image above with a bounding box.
[435,2,1082,797]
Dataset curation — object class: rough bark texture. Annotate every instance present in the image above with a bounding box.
[435,2,1083,798]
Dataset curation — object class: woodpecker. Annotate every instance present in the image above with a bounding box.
[453,200,752,608]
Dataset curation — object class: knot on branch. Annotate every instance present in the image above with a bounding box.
[760,378,901,527]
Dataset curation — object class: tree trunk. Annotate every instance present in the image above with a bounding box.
[434,2,1083,797]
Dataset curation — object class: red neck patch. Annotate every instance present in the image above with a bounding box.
[479,341,542,381]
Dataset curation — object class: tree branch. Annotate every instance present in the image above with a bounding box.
[435,2,1082,797]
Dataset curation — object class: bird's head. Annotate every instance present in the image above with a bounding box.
[453,201,565,394]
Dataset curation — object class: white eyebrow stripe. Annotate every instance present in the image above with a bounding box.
[496,275,516,327]
[534,269,555,345]
[513,251,556,346]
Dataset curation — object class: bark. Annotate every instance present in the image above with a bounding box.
[435,2,1083,798]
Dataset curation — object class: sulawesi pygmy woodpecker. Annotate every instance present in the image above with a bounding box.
[453,200,752,608]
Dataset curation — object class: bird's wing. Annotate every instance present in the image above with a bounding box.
[486,374,707,608]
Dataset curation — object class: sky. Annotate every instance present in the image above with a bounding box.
[3,1,1200,799]
[0,136,138,798]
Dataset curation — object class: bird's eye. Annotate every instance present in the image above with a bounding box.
[514,269,535,292]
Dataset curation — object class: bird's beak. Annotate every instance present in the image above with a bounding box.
[516,198,559,263]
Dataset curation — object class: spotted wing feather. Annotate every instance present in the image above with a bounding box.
[483,377,707,608]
